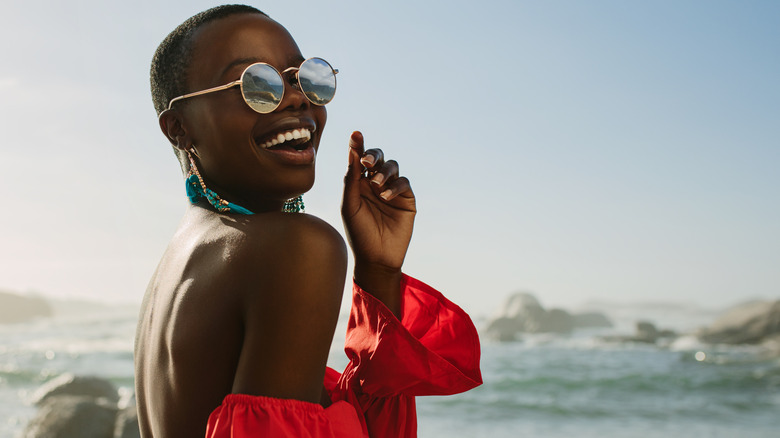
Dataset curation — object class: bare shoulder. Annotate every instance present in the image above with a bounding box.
[208,212,348,299]
[210,211,349,402]
[170,209,347,292]
[134,208,348,436]
[228,211,347,272]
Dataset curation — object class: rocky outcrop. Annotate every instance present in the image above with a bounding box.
[485,292,613,341]
[602,320,678,344]
[114,406,141,438]
[32,374,120,406]
[23,396,118,438]
[23,374,139,438]
[484,316,525,342]
[572,312,613,329]
[0,291,52,324]
[635,321,661,342]
[698,299,780,345]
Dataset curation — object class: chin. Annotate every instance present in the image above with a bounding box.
[276,168,316,200]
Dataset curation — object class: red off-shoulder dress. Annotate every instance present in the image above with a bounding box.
[205,274,483,437]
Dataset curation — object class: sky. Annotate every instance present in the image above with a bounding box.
[0,0,778,317]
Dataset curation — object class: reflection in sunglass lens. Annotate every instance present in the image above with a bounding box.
[298,58,337,106]
[241,64,285,113]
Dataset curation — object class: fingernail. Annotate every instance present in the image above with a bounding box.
[361,155,375,167]
[371,173,385,186]
[380,189,392,200]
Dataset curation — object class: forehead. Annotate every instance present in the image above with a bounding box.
[188,13,303,85]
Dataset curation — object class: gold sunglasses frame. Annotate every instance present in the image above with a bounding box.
[166,57,339,113]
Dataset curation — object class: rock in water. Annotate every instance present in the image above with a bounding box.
[544,308,575,333]
[24,375,141,438]
[635,320,659,343]
[22,395,118,438]
[484,316,524,342]
[698,299,780,345]
[32,374,119,406]
[486,292,615,341]
[499,292,554,333]
[114,406,141,438]
[485,292,575,340]
[0,291,52,323]
[501,293,545,319]
[572,312,613,328]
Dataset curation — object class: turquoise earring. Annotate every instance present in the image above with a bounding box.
[185,149,253,215]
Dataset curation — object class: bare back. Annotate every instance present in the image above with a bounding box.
[134,205,347,437]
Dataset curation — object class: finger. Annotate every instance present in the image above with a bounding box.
[378,176,414,202]
[370,159,399,188]
[348,130,364,154]
[344,131,373,215]
[361,148,384,172]
[346,131,365,183]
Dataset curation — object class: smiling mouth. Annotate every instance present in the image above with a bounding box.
[256,128,312,151]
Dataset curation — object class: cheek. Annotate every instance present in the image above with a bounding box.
[186,92,254,146]
[186,114,255,181]
[319,107,328,128]
[193,114,251,154]
[185,107,221,148]
[315,107,327,145]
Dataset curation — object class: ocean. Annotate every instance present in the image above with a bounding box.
[2,300,779,437]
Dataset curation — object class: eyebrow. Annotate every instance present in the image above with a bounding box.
[219,57,262,79]
[286,55,306,69]
[219,55,307,79]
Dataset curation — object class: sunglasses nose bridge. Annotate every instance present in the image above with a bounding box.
[280,67,302,90]
[276,68,310,111]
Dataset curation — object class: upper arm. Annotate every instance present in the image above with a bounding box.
[230,215,348,403]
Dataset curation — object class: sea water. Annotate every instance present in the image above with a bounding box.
[1,303,779,437]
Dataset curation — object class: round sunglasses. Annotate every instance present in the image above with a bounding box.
[167,57,338,114]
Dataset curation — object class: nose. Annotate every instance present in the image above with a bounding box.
[277,74,309,112]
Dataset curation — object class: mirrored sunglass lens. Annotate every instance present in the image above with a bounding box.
[298,58,336,105]
[241,64,284,113]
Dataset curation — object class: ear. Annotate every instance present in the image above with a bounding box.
[158,109,191,151]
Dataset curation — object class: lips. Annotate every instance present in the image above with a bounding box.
[253,117,318,165]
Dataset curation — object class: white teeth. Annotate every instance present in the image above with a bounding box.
[259,128,312,149]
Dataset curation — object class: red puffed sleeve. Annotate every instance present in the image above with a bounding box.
[205,274,482,438]
[326,274,483,437]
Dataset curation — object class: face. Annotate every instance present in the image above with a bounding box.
[172,13,328,212]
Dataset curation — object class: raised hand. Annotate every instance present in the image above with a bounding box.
[341,131,416,316]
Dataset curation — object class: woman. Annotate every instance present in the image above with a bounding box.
[134,5,482,437]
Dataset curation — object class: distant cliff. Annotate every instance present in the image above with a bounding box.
[0,290,52,323]
[485,291,613,341]
[697,299,780,345]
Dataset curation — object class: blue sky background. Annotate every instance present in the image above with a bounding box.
[1,1,777,317]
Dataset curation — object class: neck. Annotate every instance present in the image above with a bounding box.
[185,152,305,214]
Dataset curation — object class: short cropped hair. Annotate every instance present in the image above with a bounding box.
[150,4,268,116]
